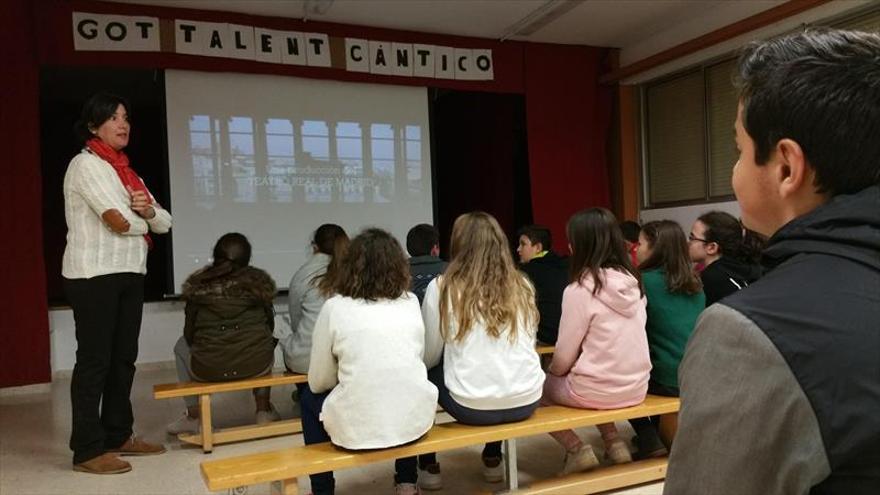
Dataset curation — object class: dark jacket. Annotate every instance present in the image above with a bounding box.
[409,255,448,304]
[182,265,277,382]
[520,251,568,344]
[699,255,762,306]
[665,185,880,494]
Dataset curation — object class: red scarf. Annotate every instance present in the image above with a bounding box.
[86,137,153,249]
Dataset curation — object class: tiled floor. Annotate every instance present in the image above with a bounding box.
[0,367,663,495]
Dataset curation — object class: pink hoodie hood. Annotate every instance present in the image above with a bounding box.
[583,268,643,318]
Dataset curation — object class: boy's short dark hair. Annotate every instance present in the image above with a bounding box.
[619,220,641,243]
[517,225,552,251]
[406,224,439,257]
[735,28,880,196]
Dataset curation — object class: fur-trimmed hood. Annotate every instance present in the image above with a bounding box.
[182,265,277,303]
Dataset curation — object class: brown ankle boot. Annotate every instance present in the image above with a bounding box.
[73,453,132,474]
[107,435,166,456]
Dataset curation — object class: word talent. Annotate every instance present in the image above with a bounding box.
[72,12,495,81]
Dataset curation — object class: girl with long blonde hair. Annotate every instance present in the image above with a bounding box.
[421,212,544,486]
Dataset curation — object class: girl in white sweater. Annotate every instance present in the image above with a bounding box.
[420,212,544,488]
[303,228,438,495]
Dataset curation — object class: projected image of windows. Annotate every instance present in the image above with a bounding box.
[189,115,220,208]
[337,123,366,202]
[166,70,434,293]
[266,118,295,203]
[406,125,423,196]
[372,124,395,203]
[230,117,257,203]
[185,116,423,205]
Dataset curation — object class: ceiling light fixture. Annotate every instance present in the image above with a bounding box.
[499,0,584,41]
[302,0,335,22]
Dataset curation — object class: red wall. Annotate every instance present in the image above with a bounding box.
[524,43,613,252]
[2,0,612,387]
[1,0,51,387]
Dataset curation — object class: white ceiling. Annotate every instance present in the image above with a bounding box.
[107,0,788,58]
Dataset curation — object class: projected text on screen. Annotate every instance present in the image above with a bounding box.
[166,70,434,292]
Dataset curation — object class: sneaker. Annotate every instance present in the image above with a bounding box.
[73,453,132,474]
[605,439,633,464]
[482,456,503,483]
[632,434,668,460]
[560,444,600,475]
[107,435,166,456]
[255,404,281,425]
[395,482,421,495]
[166,412,199,435]
[418,463,442,491]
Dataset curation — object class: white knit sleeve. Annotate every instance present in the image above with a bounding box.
[145,200,172,234]
[72,156,147,235]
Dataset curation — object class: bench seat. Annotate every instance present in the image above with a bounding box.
[154,372,308,452]
[201,395,680,493]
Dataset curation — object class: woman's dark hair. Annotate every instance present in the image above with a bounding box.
[735,28,880,195]
[331,228,410,301]
[185,232,253,287]
[567,208,641,295]
[312,224,350,296]
[213,232,252,268]
[74,92,131,145]
[639,220,702,295]
[698,211,764,263]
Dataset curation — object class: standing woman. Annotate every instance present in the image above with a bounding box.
[63,93,171,474]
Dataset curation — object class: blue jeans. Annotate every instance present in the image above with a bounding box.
[297,384,418,494]
[419,363,539,465]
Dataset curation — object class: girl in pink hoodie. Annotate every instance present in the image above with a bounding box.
[542,207,651,474]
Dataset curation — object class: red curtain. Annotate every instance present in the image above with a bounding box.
[524,44,613,253]
[3,0,612,386]
[0,0,52,387]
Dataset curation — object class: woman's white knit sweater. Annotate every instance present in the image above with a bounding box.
[62,151,171,279]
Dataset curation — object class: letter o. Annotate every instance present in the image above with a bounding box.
[105,22,127,42]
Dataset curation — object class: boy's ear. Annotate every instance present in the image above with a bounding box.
[775,138,812,199]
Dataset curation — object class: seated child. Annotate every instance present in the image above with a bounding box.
[630,220,705,457]
[542,208,651,473]
[420,212,545,489]
[167,233,278,434]
[301,228,438,495]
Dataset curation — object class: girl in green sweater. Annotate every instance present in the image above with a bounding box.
[631,220,705,458]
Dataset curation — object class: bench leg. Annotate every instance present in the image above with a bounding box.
[227,487,248,495]
[200,394,213,453]
[270,478,298,495]
[503,438,519,491]
[659,412,678,449]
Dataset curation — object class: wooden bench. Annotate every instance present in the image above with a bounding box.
[201,395,680,495]
[154,372,308,453]
[155,346,556,453]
